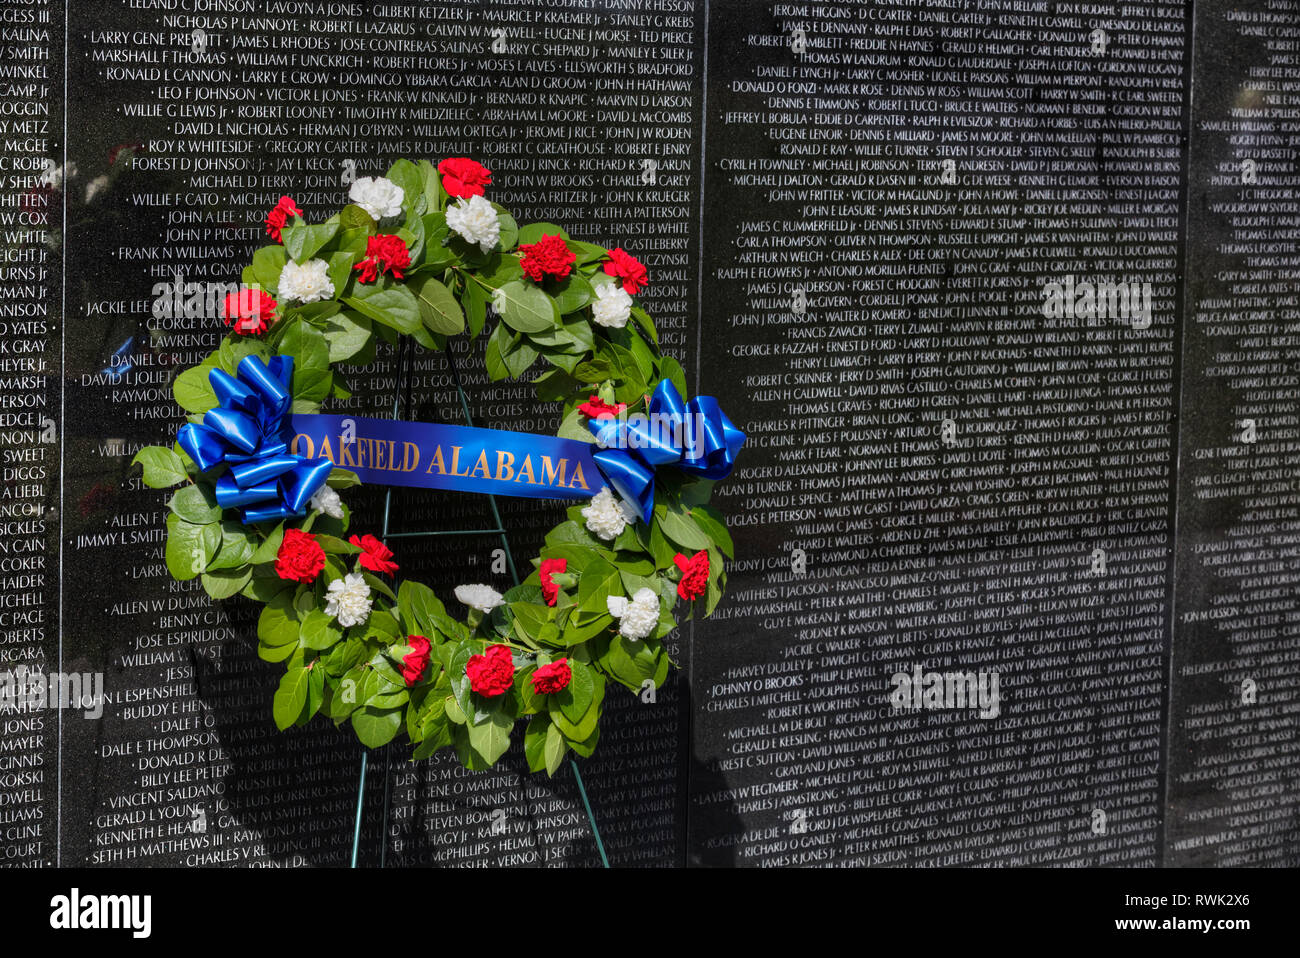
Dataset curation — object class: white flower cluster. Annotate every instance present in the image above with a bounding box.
[349,175,405,220]
[582,487,636,541]
[326,572,372,628]
[85,175,109,203]
[590,283,632,328]
[309,485,343,519]
[445,194,500,253]
[39,160,76,190]
[607,588,660,641]
[455,583,505,613]
[277,258,334,303]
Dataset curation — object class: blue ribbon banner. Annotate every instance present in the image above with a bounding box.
[287,413,602,505]
[178,356,744,524]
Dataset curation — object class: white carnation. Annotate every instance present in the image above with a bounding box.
[455,583,505,613]
[85,175,109,203]
[590,283,632,328]
[325,572,372,628]
[607,587,660,641]
[277,258,335,304]
[349,175,405,220]
[445,194,501,252]
[309,485,343,519]
[582,486,637,541]
[39,160,76,190]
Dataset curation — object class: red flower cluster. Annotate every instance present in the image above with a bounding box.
[275,529,326,583]
[603,248,648,295]
[531,658,572,695]
[438,157,492,199]
[222,289,278,336]
[674,550,709,601]
[401,636,431,686]
[265,195,302,243]
[577,396,626,420]
[354,233,410,284]
[519,233,576,282]
[539,558,567,607]
[466,644,514,697]
[350,534,398,575]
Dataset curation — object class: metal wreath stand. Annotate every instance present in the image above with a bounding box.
[347,337,609,868]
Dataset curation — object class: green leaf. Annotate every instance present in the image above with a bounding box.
[251,522,285,563]
[398,580,445,637]
[257,590,300,646]
[279,320,331,403]
[495,279,558,333]
[502,335,539,379]
[551,273,593,314]
[251,245,287,295]
[300,608,343,651]
[173,363,218,415]
[518,222,569,245]
[467,704,514,765]
[273,667,310,730]
[168,484,221,524]
[326,468,361,490]
[200,566,251,600]
[555,658,595,724]
[352,705,402,748]
[485,322,510,381]
[344,282,422,336]
[283,220,339,263]
[164,514,220,580]
[320,310,371,363]
[385,158,424,211]
[413,276,465,335]
[133,447,187,488]
[692,504,734,559]
[577,557,622,614]
[463,279,488,338]
[567,239,608,266]
[656,504,712,551]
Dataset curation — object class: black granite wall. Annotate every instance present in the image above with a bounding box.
[1,0,1296,868]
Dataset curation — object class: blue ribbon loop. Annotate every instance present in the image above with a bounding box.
[587,379,745,522]
[177,355,332,524]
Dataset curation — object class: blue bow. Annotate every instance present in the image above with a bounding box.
[587,379,745,523]
[176,355,333,524]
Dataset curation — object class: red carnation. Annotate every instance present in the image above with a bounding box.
[531,658,572,695]
[437,157,492,199]
[265,195,302,243]
[349,533,398,575]
[466,644,515,697]
[603,247,648,295]
[401,636,432,686]
[539,558,567,607]
[519,233,576,283]
[577,396,626,420]
[354,233,410,284]
[275,529,326,583]
[222,288,278,336]
[674,550,709,601]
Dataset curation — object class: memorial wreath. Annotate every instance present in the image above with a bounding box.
[130,158,744,774]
